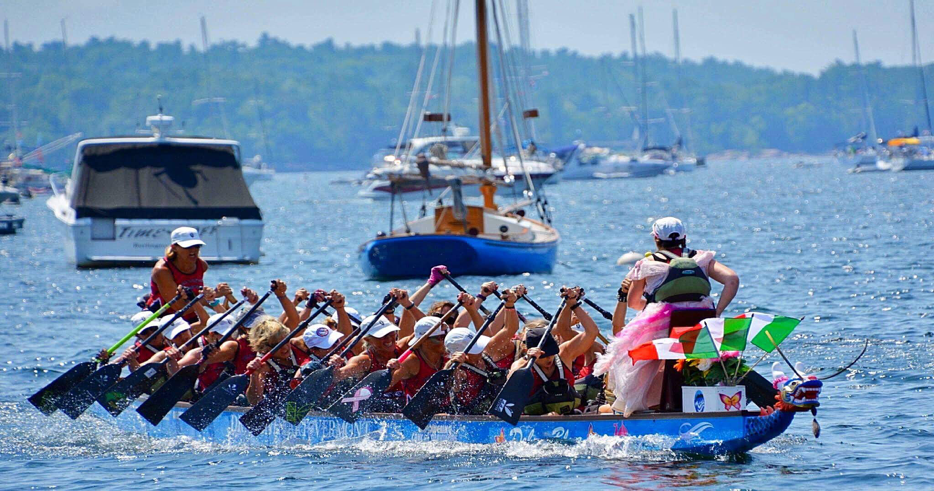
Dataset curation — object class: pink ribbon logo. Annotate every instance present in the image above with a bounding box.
[341,387,373,412]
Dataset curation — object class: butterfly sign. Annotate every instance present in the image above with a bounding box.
[719,391,742,411]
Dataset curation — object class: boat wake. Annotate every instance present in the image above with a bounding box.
[0,401,704,463]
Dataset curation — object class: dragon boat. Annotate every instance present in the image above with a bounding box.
[94,377,822,457]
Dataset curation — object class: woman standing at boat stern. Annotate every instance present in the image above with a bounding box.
[594,217,773,416]
[147,227,209,322]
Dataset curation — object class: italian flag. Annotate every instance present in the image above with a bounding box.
[701,317,752,352]
[628,326,718,363]
[733,313,800,352]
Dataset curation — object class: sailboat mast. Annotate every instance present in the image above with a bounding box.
[638,8,649,148]
[475,0,493,168]
[3,20,20,160]
[910,0,932,133]
[853,30,878,144]
[629,14,641,143]
[200,16,230,139]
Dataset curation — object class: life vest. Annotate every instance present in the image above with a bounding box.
[364,346,406,412]
[264,345,308,396]
[232,337,256,375]
[133,340,161,365]
[524,356,581,416]
[644,249,711,304]
[401,350,442,400]
[450,354,508,415]
[147,257,205,322]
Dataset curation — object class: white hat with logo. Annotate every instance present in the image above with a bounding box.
[444,327,489,355]
[207,312,238,336]
[409,316,448,346]
[171,226,206,248]
[362,315,400,339]
[303,324,343,350]
[651,217,686,241]
[158,316,190,340]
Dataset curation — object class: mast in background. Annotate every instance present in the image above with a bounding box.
[199,16,230,139]
[3,19,21,160]
[853,30,878,144]
[910,0,932,133]
[629,14,642,144]
[475,0,492,168]
[637,7,649,148]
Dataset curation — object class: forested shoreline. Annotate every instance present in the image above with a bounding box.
[3,35,932,170]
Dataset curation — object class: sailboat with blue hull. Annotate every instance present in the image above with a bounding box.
[360,217,559,279]
[360,0,559,279]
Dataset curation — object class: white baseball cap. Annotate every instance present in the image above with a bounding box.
[167,320,193,341]
[362,315,400,339]
[409,316,449,346]
[444,327,489,355]
[130,311,151,327]
[207,312,237,336]
[329,307,362,327]
[158,316,190,340]
[652,217,686,241]
[303,324,343,350]
[171,226,206,248]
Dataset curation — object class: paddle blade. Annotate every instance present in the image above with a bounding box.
[326,370,392,424]
[28,361,97,415]
[97,361,169,417]
[56,363,123,420]
[135,365,199,426]
[488,367,533,426]
[239,388,289,436]
[179,374,249,431]
[402,369,453,429]
[280,367,335,425]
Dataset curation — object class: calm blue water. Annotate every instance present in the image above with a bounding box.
[1,161,931,489]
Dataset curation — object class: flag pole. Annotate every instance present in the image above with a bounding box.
[701,320,732,385]
[731,313,751,383]
[734,351,770,385]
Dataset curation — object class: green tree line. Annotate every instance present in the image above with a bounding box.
[3,35,932,170]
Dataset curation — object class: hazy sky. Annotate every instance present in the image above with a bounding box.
[2,0,932,75]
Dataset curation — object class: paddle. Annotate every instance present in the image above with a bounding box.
[276,298,398,425]
[402,300,507,429]
[327,300,465,424]
[441,271,494,317]
[279,324,365,425]
[97,299,248,417]
[523,290,612,345]
[237,299,335,435]
[488,298,568,425]
[140,287,276,427]
[56,292,204,420]
[27,294,181,415]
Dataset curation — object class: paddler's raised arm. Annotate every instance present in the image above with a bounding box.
[612,278,631,335]
[393,288,421,338]
[558,287,599,363]
[484,288,519,357]
[272,280,300,329]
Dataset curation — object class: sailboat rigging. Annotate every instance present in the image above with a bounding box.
[359,0,559,279]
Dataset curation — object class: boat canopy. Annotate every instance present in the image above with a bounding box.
[71,142,262,220]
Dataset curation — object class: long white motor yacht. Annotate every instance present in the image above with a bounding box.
[359,130,560,199]
[47,113,263,267]
[561,144,670,180]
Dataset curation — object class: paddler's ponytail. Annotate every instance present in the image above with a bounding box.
[165,245,177,261]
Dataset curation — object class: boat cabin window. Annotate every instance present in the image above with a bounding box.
[70,142,261,220]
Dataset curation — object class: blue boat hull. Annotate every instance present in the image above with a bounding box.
[359,234,558,279]
[94,402,798,457]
